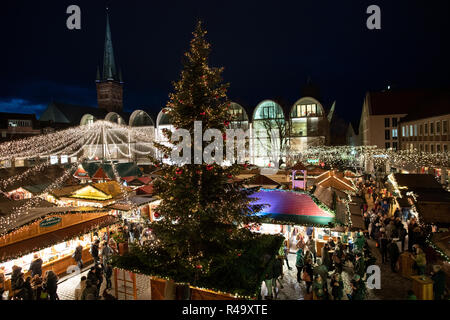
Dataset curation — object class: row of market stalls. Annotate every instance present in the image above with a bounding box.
[237,163,367,255]
[387,173,450,227]
[0,162,159,291]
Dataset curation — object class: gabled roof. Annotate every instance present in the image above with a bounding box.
[93,181,131,198]
[314,170,355,192]
[92,167,111,180]
[50,184,86,198]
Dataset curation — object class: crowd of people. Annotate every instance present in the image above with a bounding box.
[263,230,375,300]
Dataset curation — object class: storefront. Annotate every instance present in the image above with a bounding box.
[108,196,160,223]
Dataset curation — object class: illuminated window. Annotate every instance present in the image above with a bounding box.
[414,124,417,136]
[410,125,413,136]
[392,128,398,139]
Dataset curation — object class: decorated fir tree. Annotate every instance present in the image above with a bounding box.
[113,22,282,296]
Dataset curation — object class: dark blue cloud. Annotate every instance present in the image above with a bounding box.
[0,98,47,116]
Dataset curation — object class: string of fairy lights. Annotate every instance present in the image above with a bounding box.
[0,128,98,191]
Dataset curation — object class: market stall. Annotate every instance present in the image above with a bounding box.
[249,189,336,254]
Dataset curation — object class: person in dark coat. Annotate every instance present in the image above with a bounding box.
[90,240,100,265]
[431,265,446,300]
[87,267,98,289]
[95,264,104,297]
[350,274,366,300]
[104,264,113,290]
[321,243,332,270]
[44,270,58,300]
[330,273,344,300]
[73,243,84,270]
[31,275,43,300]
[10,265,25,300]
[387,239,400,273]
[354,253,366,279]
[81,280,98,300]
[102,288,117,300]
[29,254,43,277]
[22,276,34,300]
[379,232,389,264]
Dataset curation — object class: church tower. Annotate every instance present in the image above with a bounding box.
[96,9,123,113]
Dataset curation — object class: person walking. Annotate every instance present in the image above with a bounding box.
[431,265,446,300]
[282,240,292,270]
[101,241,114,268]
[295,248,305,283]
[354,253,366,279]
[387,239,400,273]
[72,243,84,270]
[44,270,59,301]
[379,231,389,264]
[29,254,43,278]
[90,240,100,265]
[321,243,332,270]
[330,273,344,300]
[104,264,113,290]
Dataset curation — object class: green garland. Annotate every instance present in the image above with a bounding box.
[425,233,450,263]
[0,208,110,238]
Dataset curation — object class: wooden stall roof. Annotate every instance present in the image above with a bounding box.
[247,174,281,187]
[314,170,356,192]
[393,173,442,190]
[0,202,108,235]
[0,215,117,263]
[50,185,85,198]
[1,166,69,192]
[416,202,450,226]
[108,195,157,211]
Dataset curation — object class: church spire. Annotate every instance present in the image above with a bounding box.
[102,8,118,81]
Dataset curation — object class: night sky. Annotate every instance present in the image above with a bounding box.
[1,0,449,125]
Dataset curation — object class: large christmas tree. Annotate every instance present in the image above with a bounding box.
[114,22,282,297]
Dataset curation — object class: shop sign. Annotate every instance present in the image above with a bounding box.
[307,159,319,164]
[40,216,62,228]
